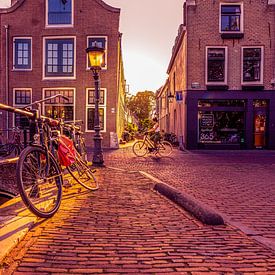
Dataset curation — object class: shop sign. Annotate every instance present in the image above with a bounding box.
[200,114,214,128]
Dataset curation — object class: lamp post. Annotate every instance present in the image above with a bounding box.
[86,44,105,166]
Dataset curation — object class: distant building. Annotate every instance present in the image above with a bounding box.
[157,0,275,149]
[0,0,126,148]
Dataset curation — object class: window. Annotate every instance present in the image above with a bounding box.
[47,0,73,26]
[86,88,107,132]
[13,89,32,127]
[242,47,263,84]
[206,47,228,84]
[43,88,75,120]
[87,37,107,69]
[198,111,245,144]
[220,3,243,38]
[13,38,32,70]
[44,38,75,78]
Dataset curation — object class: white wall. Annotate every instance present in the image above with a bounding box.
[0,0,11,8]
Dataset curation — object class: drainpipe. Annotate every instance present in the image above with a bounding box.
[4,25,9,139]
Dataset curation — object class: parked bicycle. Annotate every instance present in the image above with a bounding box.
[132,132,173,157]
[0,94,98,218]
[0,127,24,158]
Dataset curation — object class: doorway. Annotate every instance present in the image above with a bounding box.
[253,100,268,149]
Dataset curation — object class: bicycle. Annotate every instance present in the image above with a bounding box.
[53,122,98,191]
[63,120,87,161]
[132,132,173,157]
[0,127,24,158]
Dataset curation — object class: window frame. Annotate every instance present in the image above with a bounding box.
[46,0,74,28]
[85,88,107,133]
[219,3,243,34]
[205,46,228,86]
[86,36,108,70]
[13,88,32,127]
[13,37,32,71]
[42,88,76,121]
[241,46,264,85]
[43,36,76,80]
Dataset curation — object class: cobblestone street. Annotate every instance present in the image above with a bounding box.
[1,146,275,274]
[105,147,275,249]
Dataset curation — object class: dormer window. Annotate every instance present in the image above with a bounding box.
[220,3,244,39]
[47,0,73,27]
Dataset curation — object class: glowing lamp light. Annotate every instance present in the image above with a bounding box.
[86,45,105,68]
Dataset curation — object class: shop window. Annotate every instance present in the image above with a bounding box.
[86,88,106,132]
[13,38,32,70]
[242,47,263,84]
[198,111,245,144]
[43,88,74,120]
[87,37,107,69]
[206,47,228,85]
[220,4,243,38]
[47,0,73,26]
[44,38,75,78]
[198,99,245,108]
[13,89,32,127]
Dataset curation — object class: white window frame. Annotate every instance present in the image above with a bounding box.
[13,37,32,71]
[13,88,32,126]
[42,87,76,120]
[45,0,74,28]
[241,46,264,85]
[219,2,244,34]
[86,36,108,70]
[43,36,76,80]
[205,46,228,86]
[85,88,107,133]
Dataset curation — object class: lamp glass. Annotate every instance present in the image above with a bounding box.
[86,47,105,68]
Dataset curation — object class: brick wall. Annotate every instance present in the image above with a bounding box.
[0,0,124,148]
[186,0,275,91]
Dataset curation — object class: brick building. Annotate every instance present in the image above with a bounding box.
[157,0,275,149]
[0,0,126,148]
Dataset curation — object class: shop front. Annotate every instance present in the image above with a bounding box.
[186,91,275,150]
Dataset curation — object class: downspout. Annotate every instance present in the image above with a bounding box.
[5,25,9,139]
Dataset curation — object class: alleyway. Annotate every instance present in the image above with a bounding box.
[1,147,275,274]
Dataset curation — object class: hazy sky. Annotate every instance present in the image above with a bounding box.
[105,0,183,94]
[0,0,184,94]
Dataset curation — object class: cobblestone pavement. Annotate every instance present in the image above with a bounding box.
[104,146,275,248]
[1,167,275,274]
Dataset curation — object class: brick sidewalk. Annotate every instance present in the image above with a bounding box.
[104,147,275,249]
[1,167,275,274]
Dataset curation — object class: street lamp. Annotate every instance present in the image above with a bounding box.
[86,44,105,166]
[168,92,174,103]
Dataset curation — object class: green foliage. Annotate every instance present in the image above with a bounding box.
[126,90,155,128]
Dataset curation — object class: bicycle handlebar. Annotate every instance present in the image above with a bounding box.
[24,94,69,108]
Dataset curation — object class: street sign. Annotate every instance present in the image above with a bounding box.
[175,91,183,102]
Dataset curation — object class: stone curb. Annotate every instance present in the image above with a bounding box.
[138,171,224,226]
[154,182,224,226]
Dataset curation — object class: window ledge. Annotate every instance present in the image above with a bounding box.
[221,33,244,39]
[206,85,229,91]
[242,85,264,91]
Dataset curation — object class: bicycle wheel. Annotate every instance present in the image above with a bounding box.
[16,146,63,218]
[158,141,173,157]
[67,155,98,190]
[132,140,148,157]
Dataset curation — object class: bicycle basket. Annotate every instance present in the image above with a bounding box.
[58,135,76,167]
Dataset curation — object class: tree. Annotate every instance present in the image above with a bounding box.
[126,91,155,130]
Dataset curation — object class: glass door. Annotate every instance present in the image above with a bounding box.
[253,100,268,149]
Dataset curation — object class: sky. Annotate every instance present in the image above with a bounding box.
[104,0,184,94]
[0,0,184,94]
